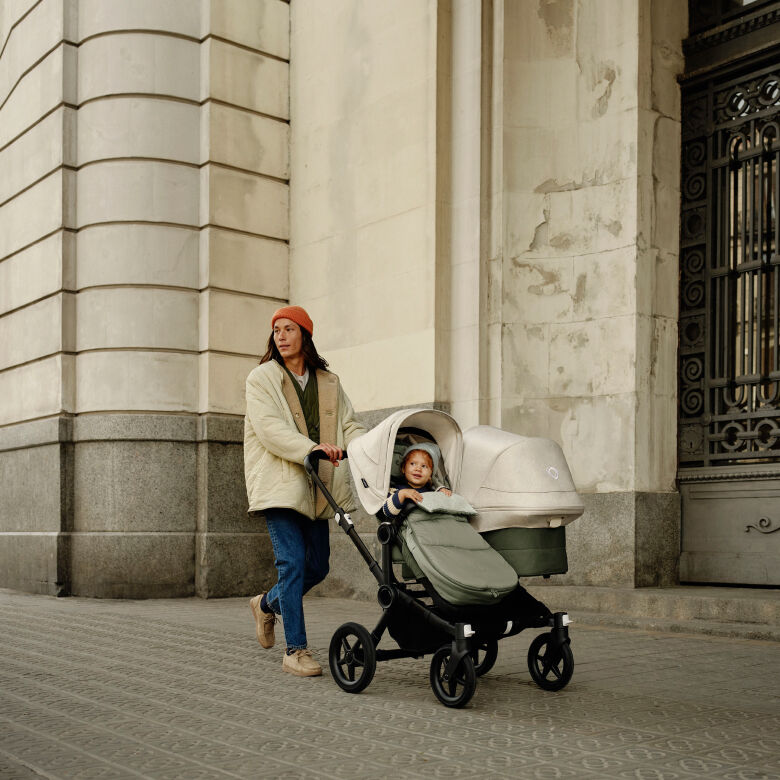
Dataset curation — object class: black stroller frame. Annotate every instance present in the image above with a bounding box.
[305,450,574,708]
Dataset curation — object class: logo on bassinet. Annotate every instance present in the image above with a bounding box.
[546,466,559,480]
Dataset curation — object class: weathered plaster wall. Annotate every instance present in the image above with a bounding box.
[494,0,685,585]
[289,0,439,412]
[497,0,683,498]
[499,0,643,493]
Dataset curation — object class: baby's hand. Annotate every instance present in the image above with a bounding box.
[439,488,452,497]
[399,488,424,503]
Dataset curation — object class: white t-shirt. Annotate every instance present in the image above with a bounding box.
[291,367,309,391]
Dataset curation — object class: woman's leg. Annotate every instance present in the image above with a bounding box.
[301,518,330,595]
[264,508,308,650]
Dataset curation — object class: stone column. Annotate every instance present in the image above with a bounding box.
[433,0,488,430]
[0,0,290,597]
[196,0,290,597]
[0,0,78,595]
[633,0,686,585]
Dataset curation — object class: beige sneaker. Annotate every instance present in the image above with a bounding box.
[282,649,322,677]
[249,594,276,649]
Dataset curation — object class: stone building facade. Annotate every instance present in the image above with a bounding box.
[0,0,290,596]
[1,0,778,598]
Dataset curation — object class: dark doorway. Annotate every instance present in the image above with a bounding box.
[678,1,780,584]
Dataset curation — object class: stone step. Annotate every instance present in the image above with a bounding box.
[527,584,780,641]
[562,610,780,642]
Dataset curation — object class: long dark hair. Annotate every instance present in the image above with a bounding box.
[259,327,329,371]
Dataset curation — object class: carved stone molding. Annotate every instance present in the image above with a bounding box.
[745,516,779,533]
[685,6,780,54]
[678,464,780,482]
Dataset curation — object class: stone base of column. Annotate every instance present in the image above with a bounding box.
[0,413,275,598]
[0,418,72,595]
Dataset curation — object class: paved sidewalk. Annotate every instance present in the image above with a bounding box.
[0,589,778,780]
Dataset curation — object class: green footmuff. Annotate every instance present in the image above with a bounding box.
[400,509,518,605]
[482,527,568,577]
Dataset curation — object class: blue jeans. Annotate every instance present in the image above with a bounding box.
[264,508,330,650]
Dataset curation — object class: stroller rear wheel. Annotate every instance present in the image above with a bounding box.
[527,631,574,691]
[470,638,499,677]
[329,622,377,694]
[429,645,476,708]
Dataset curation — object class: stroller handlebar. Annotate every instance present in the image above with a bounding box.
[303,448,348,475]
[304,449,351,518]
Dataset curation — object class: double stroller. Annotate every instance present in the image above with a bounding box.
[304,408,584,707]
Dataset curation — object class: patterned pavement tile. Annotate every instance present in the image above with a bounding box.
[517,764,601,779]
[741,736,780,754]
[710,768,780,780]
[1,591,780,779]
[0,751,45,780]
[610,768,703,780]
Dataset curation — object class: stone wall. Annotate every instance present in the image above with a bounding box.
[1,0,78,595]
[487,0,685,589]
[291,0,687,590]
[0,0,290,596]
[491,0,685,587]
[1,0,688,597]
[289,0,440,412]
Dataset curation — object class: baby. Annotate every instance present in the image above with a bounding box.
[382,442,452,518]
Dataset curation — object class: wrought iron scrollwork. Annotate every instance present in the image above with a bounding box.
[715,74,780,124]
[679,54,780,468]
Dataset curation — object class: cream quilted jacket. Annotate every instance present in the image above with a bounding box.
[244,360,366,519]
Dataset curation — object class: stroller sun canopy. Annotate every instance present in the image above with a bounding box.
[347,408,463,515]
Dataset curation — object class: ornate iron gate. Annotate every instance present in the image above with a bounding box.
[678,1,780,584]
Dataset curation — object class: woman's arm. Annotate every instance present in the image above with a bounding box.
[246,372,316,464]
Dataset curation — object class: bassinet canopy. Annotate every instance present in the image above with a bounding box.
[458,425,584,531]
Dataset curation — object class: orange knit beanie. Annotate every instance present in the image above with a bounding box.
[271,305,314,336]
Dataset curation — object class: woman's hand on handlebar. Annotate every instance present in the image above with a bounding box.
[312,443,343,466]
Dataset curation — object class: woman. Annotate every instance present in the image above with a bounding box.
[244,305,366,677]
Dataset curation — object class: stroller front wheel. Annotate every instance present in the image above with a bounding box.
[527,631,574,691]
[329,622,377,694]
[429,645,477,708]
[470,638,499,677]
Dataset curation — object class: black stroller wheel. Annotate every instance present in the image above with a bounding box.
[527,632,574,691]
[429,646,476,708]
[470,638,499,677]
[329,622,377,694]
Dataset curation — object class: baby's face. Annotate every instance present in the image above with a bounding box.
[403,451,433,488]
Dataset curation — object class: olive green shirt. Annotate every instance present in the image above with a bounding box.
[282,364,320,444]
